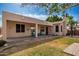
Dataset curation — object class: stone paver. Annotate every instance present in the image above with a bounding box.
[64,43,79,56]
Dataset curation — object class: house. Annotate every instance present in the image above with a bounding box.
[2,11,67,40]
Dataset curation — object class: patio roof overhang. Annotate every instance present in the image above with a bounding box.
[4,11,53,26]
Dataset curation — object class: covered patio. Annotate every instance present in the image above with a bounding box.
[2,11,67,41]
[2,11,53,40]
[6,20,53,38]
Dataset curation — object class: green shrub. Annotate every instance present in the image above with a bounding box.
[0,40,7,47]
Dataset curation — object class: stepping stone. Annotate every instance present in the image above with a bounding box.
[64,43,79,56]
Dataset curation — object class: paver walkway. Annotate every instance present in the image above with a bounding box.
[64,43,79,56]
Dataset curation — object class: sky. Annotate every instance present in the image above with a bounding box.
[0,3,79,27]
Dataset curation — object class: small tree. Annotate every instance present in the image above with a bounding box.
[67,16,75,36]
[46,15,63,22]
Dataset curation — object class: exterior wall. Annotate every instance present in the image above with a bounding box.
[2,11,7,40]
[7,21,48,38]
[7,21,32,38]
[48,26,53,35]
[52,16,67,36]
[52,24,60,36]
[52,23,66,36]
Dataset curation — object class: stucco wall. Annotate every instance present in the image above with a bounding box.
[48,26,53,35]
[7,21,32,38]
[52,23,65,36]
[7,21,48,38]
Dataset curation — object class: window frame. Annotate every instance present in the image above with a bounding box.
[16,24,25,33]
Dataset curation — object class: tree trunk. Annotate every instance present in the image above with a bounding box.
[70,25,73,37]
[74,27,76,36]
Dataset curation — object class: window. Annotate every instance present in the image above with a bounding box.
[21,24,25,32]
[16,24,20,32]
[40,27,44,32]
[16,24,25,33]
[41,29,44,32]
[55,25,59,32]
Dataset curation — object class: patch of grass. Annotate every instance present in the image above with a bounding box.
[11,45,69,56]
[26,46,69,56]
[10,37,79,56]
[57,37,79,45]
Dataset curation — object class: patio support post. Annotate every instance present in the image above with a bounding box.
[35,24,38,37]
[59,25,61,35]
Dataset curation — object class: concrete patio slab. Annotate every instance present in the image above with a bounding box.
[64,43,79,56]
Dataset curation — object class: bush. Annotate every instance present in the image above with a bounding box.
[0,40,7,47]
